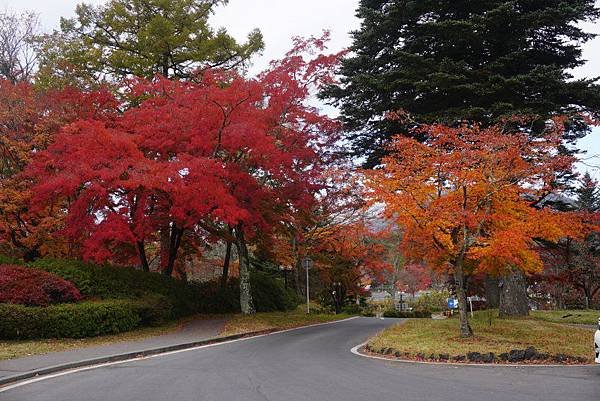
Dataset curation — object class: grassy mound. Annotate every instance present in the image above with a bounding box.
[366,310,595,363]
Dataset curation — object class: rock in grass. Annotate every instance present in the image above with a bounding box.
[467,352,483,362]
[453,355,466,362]
[553,353,568,363]
[536,353,549,361]
[438,353,450,361]
[499,353,509,361]
[524,346,538,360]
[508,349,526,362]
[482,353,496,363]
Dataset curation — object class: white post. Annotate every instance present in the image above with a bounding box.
[306,264,310,314]
[303,257,311,314]
[468,297,473,318]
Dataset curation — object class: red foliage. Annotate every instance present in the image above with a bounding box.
[27,35,342,276]
[0,264,82,306]
[396,263,432,295]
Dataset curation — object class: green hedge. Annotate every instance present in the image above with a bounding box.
[382,310,432,318]
[0,300,142,339]
[27,259,300,315]
[1,257,302,339]
[27,258,201,317]
[195,272,301,313]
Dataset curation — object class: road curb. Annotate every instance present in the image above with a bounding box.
[350,342,596,368]
[0,316,358,388]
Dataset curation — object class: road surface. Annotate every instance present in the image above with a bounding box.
[1,317,598,401]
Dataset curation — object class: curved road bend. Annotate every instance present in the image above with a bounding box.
[1,318,598,401]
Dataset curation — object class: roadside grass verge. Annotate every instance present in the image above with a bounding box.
[366,310,595,362]
[221,307,352,336]
[530,309,599,326]
[0,316,193,360]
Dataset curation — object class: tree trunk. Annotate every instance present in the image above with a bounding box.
[162,225,184,277]
[220,240,232,289]
[454,258,473,338]
[499,268,529,317]
[235,226,255,314]
[136,240,150,272]
[485,275,500,308]
[583,286,591,310]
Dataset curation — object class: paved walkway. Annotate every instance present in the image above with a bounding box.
[0,317,227,380]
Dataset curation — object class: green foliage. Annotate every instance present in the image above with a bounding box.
[195,272,301,314]
[576,172,600,212]
[0,300,141,339]
[27,257,299,314]
[0,254,19,265]
[28,258,201,317]
[382,310,431,318]
[340,304,363,315]
[324,0,600,167]
[36,0,264,87]
[249,271,301,312]
[133,294,175,326]
[409,290,451,313]
[1,256,302,339]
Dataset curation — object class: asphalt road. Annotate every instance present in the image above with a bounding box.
[1,317,599,401]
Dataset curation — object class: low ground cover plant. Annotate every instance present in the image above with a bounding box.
[0,264,82,306]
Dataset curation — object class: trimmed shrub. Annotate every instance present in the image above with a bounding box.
[28,258,201,317]
[250,271,301,312]
[0,264,82,306]
[195,272,301,313]
[383,310,432,318]
[341,304,362,315]
[133,294,174,326]
[0,300,141,339]
[409,290,451,313]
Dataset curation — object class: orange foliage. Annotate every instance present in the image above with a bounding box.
[367,121,585,277]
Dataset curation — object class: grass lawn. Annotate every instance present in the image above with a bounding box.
[221,307,352,336]
[367,310,595,362]
[530,309,600,326]
[0,316,196,361]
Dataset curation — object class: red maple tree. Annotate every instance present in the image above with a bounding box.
[28,35,342,314]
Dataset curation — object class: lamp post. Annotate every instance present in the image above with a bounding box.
[303,256,312,314]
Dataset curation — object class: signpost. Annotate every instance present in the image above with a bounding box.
[303,257,312,314]
[447,298,458,309]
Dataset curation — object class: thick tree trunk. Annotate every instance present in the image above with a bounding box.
[583,286,591,310]
[220,240,232,289]
[162,225,184,277]
[454,258,473,338]
[235,226,255,314]
[499,268,529,317]
[136,240,150,272]
[485,275,500,308]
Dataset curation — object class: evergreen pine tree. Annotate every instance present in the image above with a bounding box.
[324,0,600,167]
[577,172,600,212]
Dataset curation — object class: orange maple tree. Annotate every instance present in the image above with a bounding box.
[367,119,586,337]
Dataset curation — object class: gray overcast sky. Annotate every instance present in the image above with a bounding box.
[1,0,598,176]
